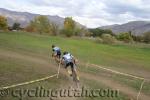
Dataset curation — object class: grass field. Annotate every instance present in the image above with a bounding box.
[0,31,150,100]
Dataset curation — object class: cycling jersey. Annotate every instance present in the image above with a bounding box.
[62,53,74,63]
[52,46,61,58]
[53,47,60,52]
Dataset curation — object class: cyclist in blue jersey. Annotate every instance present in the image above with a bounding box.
[52,45,61,61]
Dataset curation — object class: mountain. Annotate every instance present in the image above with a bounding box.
[99,21,150,35]
[0,8,84,28]
[100,24,119,29]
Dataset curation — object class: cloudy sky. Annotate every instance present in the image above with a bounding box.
[0,0,150,28]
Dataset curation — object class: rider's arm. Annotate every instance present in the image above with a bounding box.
[72,56,78,65]
[52,48,55,57]
[60,57,65,65]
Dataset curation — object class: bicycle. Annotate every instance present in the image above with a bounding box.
[65,61,80,88]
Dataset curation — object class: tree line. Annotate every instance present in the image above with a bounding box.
[0,15,150,43]
[88,28,150,44]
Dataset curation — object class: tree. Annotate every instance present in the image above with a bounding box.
[51,22,59,35]
[26,15,52,34]
[63,17,76,37]
[0,15,8,30]
[116,32,133,43]
[83,28,92,36]
[25,20,36,32]
[143,32,150,43]
[64,17,75,30]
[132,35,143,42]
[89,28,103,37]
[12,22,20,30]
[35,15,52,34]
[75,27,92,37]
[89,28,114,37]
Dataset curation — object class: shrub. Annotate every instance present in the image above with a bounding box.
[95,37,103,43]
[101,34,116,44]
[60,29,74,37]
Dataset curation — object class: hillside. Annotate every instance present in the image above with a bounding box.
[0,8,85,29]
[99,21,150,35]
[0,8,65,28]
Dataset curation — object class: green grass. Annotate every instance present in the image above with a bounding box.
[0,32,150,71]
[0,31,150,100]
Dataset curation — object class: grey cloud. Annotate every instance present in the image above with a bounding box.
[102,0,150,19]
[0,0,150,27]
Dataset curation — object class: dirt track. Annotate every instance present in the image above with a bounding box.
[0,49,149,100]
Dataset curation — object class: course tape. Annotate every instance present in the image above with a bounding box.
[90,63,145,80]
[88,63,149,100]
[136,79,145,100]
[0,74,57,90]
[79,61,146,80]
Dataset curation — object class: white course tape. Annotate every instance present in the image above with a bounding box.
[87,63,149,100]
[0,74,57,90]
[136,79,145,100]
[57,61,61,78]
[90,63,145,80]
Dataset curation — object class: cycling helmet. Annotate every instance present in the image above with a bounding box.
[52,44,55,48]
[63,51,68,55]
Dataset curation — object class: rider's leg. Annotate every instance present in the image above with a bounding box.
[71,62,79,81]
[72,63,79,81]
[56,56,60,62]
[65,63,72,76]
[67,68,72,76]
[52,52,54,58]
[56,51,61,62]
[70,62,74,75]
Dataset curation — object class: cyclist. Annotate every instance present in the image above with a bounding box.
[61,51,79,81]
[52,45,61,62]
